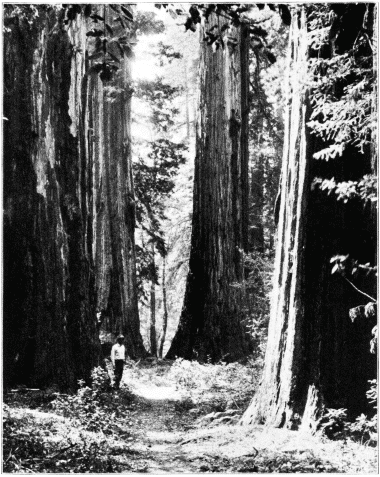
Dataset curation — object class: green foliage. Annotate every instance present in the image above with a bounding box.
[155,42,183,66]
[2,406,122,473]
[232,451,339,473]
[4,5,135,82]
[240,251,273,361]
[317,380,378,445]
[179,3,290,54]
[134,76,187,300]
[248,11,286,253]
[366,379,377,408]
[132,10,165,36]
[307,4,377,203]
[317,408,349,439]
[312,174,377,204]
[52,366,132,435]
[330,254,377,280]
[169,358,259,412]
[3,4,44,29]
[83,5,136,82]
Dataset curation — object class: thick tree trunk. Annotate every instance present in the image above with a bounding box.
[90,6,146,358]
[166,13,252,362]
[3,5,145,389]
[3,9,99,389]
[241,5,376,430]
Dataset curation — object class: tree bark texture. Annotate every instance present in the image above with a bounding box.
[159,256,169,358]
[249,159,265,253]
[88,7,146,358]
[3,6,145,389]
[241,5,376,430]
[167,13,252,362]
[149,245,158,356]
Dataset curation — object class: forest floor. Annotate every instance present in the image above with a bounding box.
[3,359,378,473]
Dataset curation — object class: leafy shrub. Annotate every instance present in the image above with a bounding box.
[366,379,377,408]
[349,413,377,444]
[169,358,258,412]
[317,380,378,444]
[242,251,273,364]
[3,410,122,473]
[52,366,132,434]
[317,408,349,439]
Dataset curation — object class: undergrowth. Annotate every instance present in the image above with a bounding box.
[316,379,378,446]
[51,367,133,434]
[169,358,259,413]
[3,367,133,473]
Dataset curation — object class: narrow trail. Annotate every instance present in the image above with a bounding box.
[121,376,204,473]
[107,364,377,474]
[4,361,377,473]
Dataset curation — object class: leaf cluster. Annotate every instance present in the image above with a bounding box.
[63,5,135,82]
[317,389,377,445]
[330,254,377,280]
[3,4,45,29]
[131,10,165,36]
[133,77,187,296]
[3,386,125,473]
[155,3,290,59]
[307,5,375,167]
[312,174,377,204]
[51,366,133,435]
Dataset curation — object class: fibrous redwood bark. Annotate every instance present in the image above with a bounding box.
[88,6,146,357]
[241,5,376,430]
[3,5,145,389]
[4,8,98,389]
[166,13,252,362]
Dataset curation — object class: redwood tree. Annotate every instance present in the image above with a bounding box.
[241,4,377,429]
[166,11,252,361]
[3,4,146,389]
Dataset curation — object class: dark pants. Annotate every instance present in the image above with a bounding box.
[114,360,125,389]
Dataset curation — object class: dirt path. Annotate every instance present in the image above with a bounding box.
[4,362,377,473]
[111,366,377,474]
[120,377,204,473]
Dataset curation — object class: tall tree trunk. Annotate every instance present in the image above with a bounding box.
[166,13,252,362]
[3,5,146,389]
[90,6,146,358]
[159,256,169,358]
[149,244,158,356]
[249,158,265,253]
[241,5,376,430]
[184,62,191,141]
[3,8,99,389]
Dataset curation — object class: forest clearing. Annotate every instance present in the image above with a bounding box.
[3,2,378,474]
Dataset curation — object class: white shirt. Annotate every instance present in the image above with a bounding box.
[111,343,126,364]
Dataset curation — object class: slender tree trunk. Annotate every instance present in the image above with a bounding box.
[184,62,191,141]
[166,13,252,362]
[149,244,158,356]
[241,5,376,430]
[159,256,169,358]
[249,158,265,253]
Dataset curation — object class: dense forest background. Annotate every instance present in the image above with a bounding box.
[3,2,378,473]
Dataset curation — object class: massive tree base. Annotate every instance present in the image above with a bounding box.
[241,5,376,430]
[166,12,252,362]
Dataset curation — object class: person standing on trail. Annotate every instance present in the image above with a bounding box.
[111,335,126,390]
